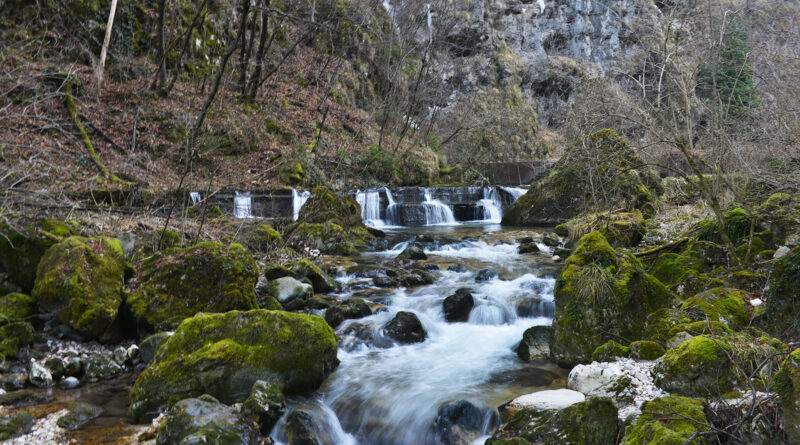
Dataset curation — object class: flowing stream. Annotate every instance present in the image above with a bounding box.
[271,224,564,445]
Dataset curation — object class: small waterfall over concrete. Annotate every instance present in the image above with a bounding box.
[189,191,201,205]
[384,187,400,226]
[356,189,383,228]
[476,187,503,223]
[500,186,526,201]
[422,188,455,225]
[292,189,310,221]
[233,191,253,218]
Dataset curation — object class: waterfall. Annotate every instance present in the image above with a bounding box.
[356,189,384,228]
[426,3,433,43]
[384,187,400,226]
[476,187,503,222]
[422,188,455,225]
[500,186,527,201]
[233,192,253,218]
[292,189,310,221]
[189,192,201,205]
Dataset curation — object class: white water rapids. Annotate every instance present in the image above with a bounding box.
[271,228,560,445]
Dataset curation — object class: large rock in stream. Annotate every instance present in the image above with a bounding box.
[502,130,656,227]
[129,309,338,421]
[549,231,673,367]
[32,236,125,340]
[156,395,258,445]
[127,241,259,333]
[0,218,75,293]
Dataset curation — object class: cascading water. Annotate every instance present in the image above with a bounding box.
[356,189,383,228]
[292,189,310,221]
[422,188,455,225]
[270,228,560,445]
[189,191,201,205]
[500,186,527,201]
[476,187,503,222]
[384,187,399,226]
[233,191,253,218]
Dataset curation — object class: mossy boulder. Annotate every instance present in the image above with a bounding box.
[284,222,359,256]
[32,236,125,340]
[488,397,619,445]
[155,394,257,445]
[243,224,283,253]
[0,218,74,292]
[591,340,630,362]
[129,309,338,421]
[620,395,711,445]
[291,259,335,293]
[127,241,258,333]
[297,186,362,226]
[324,298,372,328]
[646,240,728,299]
[651,336,735,396]
[555,211,647,248]
[681,287,749,329]
[629,340,666,360]
[762,246,800,338]
[502,130,655,227]
[0,293,36,324]
[0,321,34,360]
[550,231,673,367]
[241,380,286,435]
[775,348,800,443]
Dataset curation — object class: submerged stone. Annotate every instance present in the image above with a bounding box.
[56,402,103,430]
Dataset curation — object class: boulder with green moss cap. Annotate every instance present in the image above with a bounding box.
[555,211,647,248]
[291,258,336,293]
[156,394,258,445]
[591,340,630,362]
[681,287,749,330]
[127,241,258,334]
[0,293,36,324]
[550,231,673,367]
[651,335,735,396]
[0,218,74,293]
[629,341,665,360]
[32,236,125,340]
[620,395,711,444]
[129,309,338,421]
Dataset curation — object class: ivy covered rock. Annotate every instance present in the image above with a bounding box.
[502,130,655,227]
[32,236,125,340]
[550,231,673,367]
[554,211,647,248]
[651,336,735,396]
[0,292,36,324]
[762,246,800,338]
[155,394,258,445]
[127,241,258,333]
[775,348,800,443]
[0,218,74,292]
[129,310,338,421]
[619,395,711,445]
[488,396,619,445]
[681,287,749,330]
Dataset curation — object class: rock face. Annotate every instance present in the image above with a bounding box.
[763,246,800,337]
[33,236,125,340]
[619,396,711,444]
[775,348,800,443]
[127,241,259,333]
[384,311,426,344]
[651,336,735,396]
[490,396,619,445]
[0,218,74,293]
[156,395,257,445]
[502,130,655,227]
[549,231,672,367]
[443,288,474,322]
[129,310,338,420]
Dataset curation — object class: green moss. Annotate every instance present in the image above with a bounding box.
[0,218,74,292]
[762,247,800,337]
[681,287,749,329]
[629,340,666,360]
[297,186,362,226]
[0,411,33,441]
[284,222,361,256]
[32,236,124,339]
[620,396,711,445]
[551,231,674,367]
[652,336,735,396]
[0,321,34,359]
[244,224,283,253]
[0,293,36,323]
[127,241,258,333]
[697,207,752,246]
[291,259,335,293]
[492,397,619,444]
[592,340,630,362]
[558,211,646,247]
[643,308,691,344]
[129,309,338,421]
[774,348,800,441]
[281,162,305,186]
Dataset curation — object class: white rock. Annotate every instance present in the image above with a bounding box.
[127,344,140,360]
[568,359,668,420]
[28,359,53,388]
[774,246,791,259]
[273,276,313,302]
[750,298,763,307]
[666,331,694,349]
[58,376,80,389]
[113,346,128,365]
[507,389,585,412]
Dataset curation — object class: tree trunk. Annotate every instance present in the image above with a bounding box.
[153,0,167,90]
[95,0,118,88]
